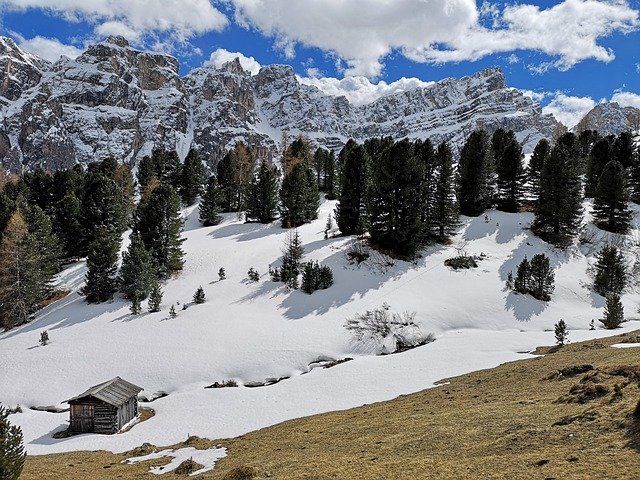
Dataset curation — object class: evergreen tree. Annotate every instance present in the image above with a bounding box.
[368,139,425,258]
[313,148,327,188]
[199,176,223,226]
[137,154,158,193]
[0,191,16,238]
[493,129,525,212]
[216,151,237,212]
[601,292,624,329]
[130,294,142,315]
[528,138,550,201]
[247,267,260,282]
[135,184,185,278]
[279,162,319,228]
[629,145,640,204]
[169,304,177,318]
[514,257,530,294]
[336,140,371,235]
[301,262,317,294]
[216,143,256,212]
[148,281,163,313]
[0,405,25,480]
[585,137,613,197]
[179,149,205,206]
[39,330,49,346]
[218,268,226,281]
[24,204,61,284]
[280,230,304,289]
[119,233,156,300]
[432,141,458,241]
[323,150,337,199]
[113,163,135,226]
[593,245,627,296]
[83,225,120,304]
[154,149,183,189]
[52,193,83,259]
[612,131,635,169]
[458,130,495,216]
[193,286,206,304]
[246,160,279,223]
[532,145,583,246]
[415,139,437,243]
[528,253,555,301]
[79,173,126,254]
[592,160,632,234]
[554,319,568,346]
[0,211,43,329]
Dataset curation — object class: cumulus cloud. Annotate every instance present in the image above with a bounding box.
[205,48,262,75]
[14,35,83,62]
[231,0,638,77]
[611,90,640,109]
[1,0,228,44]
[542,93,597,128]
[299,75,434,106]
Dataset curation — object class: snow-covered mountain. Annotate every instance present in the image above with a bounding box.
[574,102,640,136]
[0,35,563,171]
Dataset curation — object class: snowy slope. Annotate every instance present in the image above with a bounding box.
[1,200,640,455]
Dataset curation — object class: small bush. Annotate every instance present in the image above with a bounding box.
[174,458,202,475]
[193,286,206,304]
[247,268,260,282]
[222,465,257,480]
[444,255,478,269]
[301,261,334,294]
[39,330,49,346]
[218,267,226,281]
[169,304,177,318]
[346,238,370,264]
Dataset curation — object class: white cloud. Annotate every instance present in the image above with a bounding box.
[298,75,434,106]
[520,89,548,103]
[611,90,640,109]
[542,93,597,128]
[231,0,638,78]
[205,48,262,75]
[15,35,83,62]
[1,0,228,44]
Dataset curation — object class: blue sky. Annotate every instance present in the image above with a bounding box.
[1,1,639,126]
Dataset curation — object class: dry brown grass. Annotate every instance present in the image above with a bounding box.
[23,331,640,480]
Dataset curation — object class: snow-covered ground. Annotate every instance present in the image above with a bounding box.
[124,447,227,476]
[1,199,639,455]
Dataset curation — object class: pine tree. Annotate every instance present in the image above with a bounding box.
[136,154,158,193]
[532,145,583,246]
[216,151,237,212]
[179,149,205,206]
[0,211,43,329]
[323,150,337,199]
[53,193,83,258]
[279,162,318,228]
[528,253,555,301]
[514,257,530,294]
[432,141,458,241]
[148,281,163,313]
[134,184,185,278]
[629,145,640,204]
[79,173,126,254]
[592,160,632,234]
[113,163,135,227]
[193,286,206,304]
[585,137,613,197]
[246,160,279,223]
[301,262,317,294]
[528,139,549,200]
[39,330,49,346]
[83,225,120,304]
[119,233,156,300]
[169,304,177,318]
[336,140,370,235]
[313,148,327,189]
[247,267,259,282]
[199,176,223,226]
[458,130,495,216]
[218,268,226,281]
[601,292,624,329]
[554,319,568,346]
[318,265,334,290]
[216,143,255,212]
[612,131,635,169]
[368,139,425,258]
[0,405,25,480]
[280,230,304,289]
[593,245,627,296]
[493,129,525,212]
[24,204,61,286]
[130,293,142,315]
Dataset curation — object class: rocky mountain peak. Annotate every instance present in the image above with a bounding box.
[104,35,131,48]
[574,102,640,136]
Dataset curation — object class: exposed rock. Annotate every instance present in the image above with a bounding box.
[574,103,640,136]
[0,36,565,172]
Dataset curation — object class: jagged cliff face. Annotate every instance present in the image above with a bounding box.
[574,103,640,136]
[0,35,562,171]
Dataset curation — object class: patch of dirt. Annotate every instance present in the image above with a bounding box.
[174,458,204,475]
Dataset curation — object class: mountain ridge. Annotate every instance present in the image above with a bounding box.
[0,35,579,171]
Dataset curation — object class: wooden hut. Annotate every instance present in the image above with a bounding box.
[66,377,142,434]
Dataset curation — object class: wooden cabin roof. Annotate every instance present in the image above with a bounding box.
[65,377,143,407]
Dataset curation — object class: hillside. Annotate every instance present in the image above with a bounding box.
[2,197,640,462]
[20,330,640,479]
[0,35,561,170]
